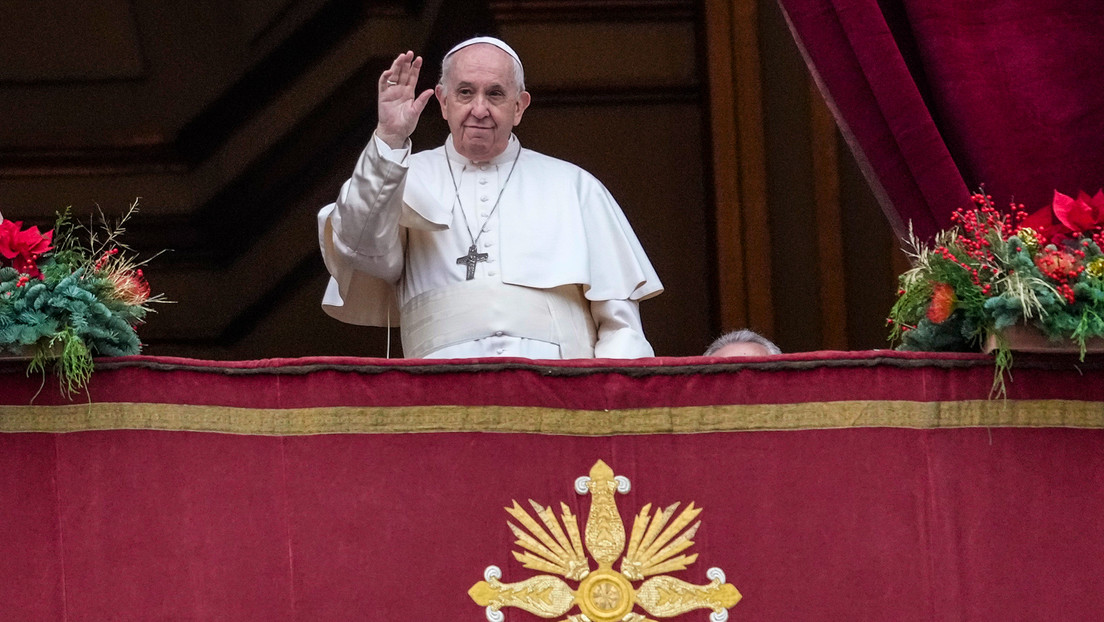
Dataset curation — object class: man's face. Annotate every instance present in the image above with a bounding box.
[435,44,530,162]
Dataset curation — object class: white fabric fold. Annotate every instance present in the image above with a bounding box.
[400,280,596,358]
[318,133,662,357]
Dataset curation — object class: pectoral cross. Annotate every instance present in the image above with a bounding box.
[456,244,488,280]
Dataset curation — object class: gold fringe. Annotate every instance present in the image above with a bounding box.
[1,399,1102,435]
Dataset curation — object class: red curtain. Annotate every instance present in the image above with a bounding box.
[777,0,1104,240]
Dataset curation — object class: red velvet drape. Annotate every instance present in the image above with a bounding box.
[4,355,1104,620]
[777,0,1104,241]
[6,427,1104,621]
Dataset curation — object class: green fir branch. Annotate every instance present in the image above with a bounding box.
[1,200,168,396]
[888,202,1104,398]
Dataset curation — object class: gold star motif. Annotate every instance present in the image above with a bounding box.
[592,580,620,609]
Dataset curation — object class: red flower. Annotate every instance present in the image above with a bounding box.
[1019,204,1071,245]
[1052,189,1104,233]
[927,282,956,324]
[0,220,53,278]
[108,268,151,305]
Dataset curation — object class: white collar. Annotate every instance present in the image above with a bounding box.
[445,134,521,167]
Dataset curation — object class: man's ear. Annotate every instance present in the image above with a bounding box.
[513,91,531,126]
[434,85,448,119]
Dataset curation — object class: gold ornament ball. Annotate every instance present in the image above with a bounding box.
[1087,258,1104,279]
[1017,227,1040,252]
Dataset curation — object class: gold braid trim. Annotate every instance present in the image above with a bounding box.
[1,399,1102,435]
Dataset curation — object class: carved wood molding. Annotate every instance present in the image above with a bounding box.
[490,0,696,22]
[0,1,401,178]
[810,79,848,349]
[532,85,699,107]
[704,0,773,336]
[0,146,186,178]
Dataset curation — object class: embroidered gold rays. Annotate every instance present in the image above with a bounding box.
[468,460,741,622]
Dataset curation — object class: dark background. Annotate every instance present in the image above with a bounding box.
[0,0,901,359]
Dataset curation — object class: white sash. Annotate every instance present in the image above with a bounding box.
[400,281,596,358]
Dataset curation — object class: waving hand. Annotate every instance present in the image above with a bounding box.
[375,51,435,149]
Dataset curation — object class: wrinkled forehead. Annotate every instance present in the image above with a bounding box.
[444,36,522,69]
[445,44,520,86]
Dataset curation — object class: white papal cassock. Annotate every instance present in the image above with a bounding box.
[318,133,663,359]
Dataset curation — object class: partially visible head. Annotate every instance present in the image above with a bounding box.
[705,329,781,357]
[436,37,530,162]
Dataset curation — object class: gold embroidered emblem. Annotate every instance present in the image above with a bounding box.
[469,460,742,621]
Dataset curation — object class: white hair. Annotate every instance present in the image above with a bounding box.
[704,329,782,356]
[438,40,526,96]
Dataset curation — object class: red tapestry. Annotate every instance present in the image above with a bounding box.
[2,353,1103,620]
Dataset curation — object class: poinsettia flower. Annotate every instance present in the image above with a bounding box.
[926,282,956,324]
[0,220,53,278]
[1020,204,1073,246]
[1052,189,1104,233]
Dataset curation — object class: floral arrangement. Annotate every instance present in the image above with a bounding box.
[888,188,1104,391]
[0,201,164,394]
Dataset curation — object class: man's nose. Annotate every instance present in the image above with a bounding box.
[470,95,490,117]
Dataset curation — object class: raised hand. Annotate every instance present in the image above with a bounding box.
[376,51,435,149]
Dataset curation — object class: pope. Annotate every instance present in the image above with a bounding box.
[317,36,662,359]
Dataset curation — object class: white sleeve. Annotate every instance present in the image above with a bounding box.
[322,133,412,284]
[590,299,655,358]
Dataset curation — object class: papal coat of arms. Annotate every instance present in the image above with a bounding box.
[469,460,741,621]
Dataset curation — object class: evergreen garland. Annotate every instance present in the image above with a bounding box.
[0,202,163,395]
[888,188,1104,395]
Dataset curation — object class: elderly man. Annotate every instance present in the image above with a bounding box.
[704,329,781,357]
[318,37,662,359]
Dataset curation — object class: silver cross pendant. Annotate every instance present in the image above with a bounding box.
[456,244,489,280]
